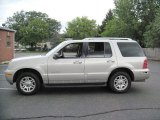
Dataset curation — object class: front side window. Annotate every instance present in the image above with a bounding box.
[58,43,83,58]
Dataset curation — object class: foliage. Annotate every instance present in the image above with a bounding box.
[101,18,127,37]
[5,11,61,49]
[102,0,139,39]
[134,0,160,46]
[65,17,98,39]
[102,0,139,41]
[101,0,160,47]
[99,9,113,34]
[144,9,160,47]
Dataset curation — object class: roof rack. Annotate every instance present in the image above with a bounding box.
[83,37,132,41]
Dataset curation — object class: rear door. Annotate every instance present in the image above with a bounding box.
[84,42,117,83]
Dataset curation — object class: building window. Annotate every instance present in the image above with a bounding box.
[6,36,11,47]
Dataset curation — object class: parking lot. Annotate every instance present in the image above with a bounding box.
[0,53,160,120]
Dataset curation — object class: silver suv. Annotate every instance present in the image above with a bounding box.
[5,38,150,95]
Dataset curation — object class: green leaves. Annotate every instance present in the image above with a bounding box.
[99,9,113,34]
[144,8,160,47]
[101,18,128,37]
[101,0,160,47]
[5,11,61,48]
[65,17,98,39]
[101,0,139,40]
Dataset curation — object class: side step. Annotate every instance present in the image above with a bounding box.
[44,82,106,87]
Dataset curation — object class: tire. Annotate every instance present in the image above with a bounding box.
[16,72,41,95]
[108,72,131,93]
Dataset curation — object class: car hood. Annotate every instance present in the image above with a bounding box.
[8,55,47,70]
[11,55,45,62]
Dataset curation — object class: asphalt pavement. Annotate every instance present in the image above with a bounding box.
[0,60,160,120]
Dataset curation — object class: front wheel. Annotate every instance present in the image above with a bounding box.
[108,72,131,93]
[16,72,41,95]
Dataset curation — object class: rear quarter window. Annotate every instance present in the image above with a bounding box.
[117,42,145,57]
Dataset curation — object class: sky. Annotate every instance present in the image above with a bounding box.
[0,0,115,32]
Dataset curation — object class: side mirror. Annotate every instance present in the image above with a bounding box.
[53,53,60,59]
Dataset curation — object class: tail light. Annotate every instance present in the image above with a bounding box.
[143,58,148,69]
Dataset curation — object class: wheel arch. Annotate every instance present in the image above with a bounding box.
[107,67,134,83]
[13,68,43,84]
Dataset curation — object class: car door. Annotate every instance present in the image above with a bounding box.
[47,42,85,84]
[84,42,116,83]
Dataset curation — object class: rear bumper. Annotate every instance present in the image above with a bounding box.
[132,69,150,82]
[4,69,15,84]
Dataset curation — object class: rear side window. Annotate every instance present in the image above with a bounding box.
[117,42,145,57]
[86,42,112,58]
[105,42,112,58]
[87,42,104,58]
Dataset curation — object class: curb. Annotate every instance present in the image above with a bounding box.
[147,58,160,61]
[0,61,9,65]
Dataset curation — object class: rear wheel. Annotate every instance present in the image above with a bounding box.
[108,72,131,93]
[16,72,41,95]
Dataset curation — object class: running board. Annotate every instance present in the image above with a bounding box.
[44,82,106,87]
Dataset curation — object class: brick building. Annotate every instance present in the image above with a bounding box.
[0,27,15,62]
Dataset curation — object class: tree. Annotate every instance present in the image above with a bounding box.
[134,0,160,46]
[46,18,61,40]
[65,17,98,39]
[102,0,160,47]
[5,11,61,49]
[5,11,26,44]
[101,18,129,37]
[20,18,49,48]
[99,9,113,34]
[102,0,139,40]
[144,9,160,47]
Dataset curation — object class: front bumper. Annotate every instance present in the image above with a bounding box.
[4,69,16,84]
[133,69,150,82]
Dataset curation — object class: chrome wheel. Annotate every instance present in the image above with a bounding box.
[20,76,36,93]
[114,75,128,91]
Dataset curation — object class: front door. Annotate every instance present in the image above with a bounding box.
[48,42,85,83]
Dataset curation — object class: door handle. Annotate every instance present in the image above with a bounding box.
[73,61,82,64]
[107,60,115,63]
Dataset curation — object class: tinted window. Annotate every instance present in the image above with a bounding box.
[105,42,112,58]
[87,42,104,58]
[117,42,145,57]
[86,42,112,58]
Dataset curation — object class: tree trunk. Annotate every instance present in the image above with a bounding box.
[30,43,35,51]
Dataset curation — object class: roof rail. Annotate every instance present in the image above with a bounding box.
[83,37,132,41]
